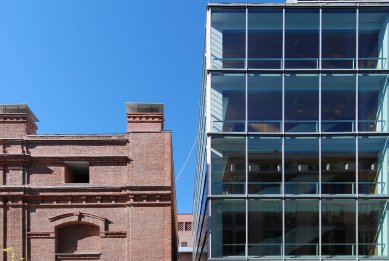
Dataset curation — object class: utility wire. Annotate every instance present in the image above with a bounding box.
[175,136,198,183]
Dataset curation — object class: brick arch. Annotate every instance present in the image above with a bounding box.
[56,222,100,253]
[49,211,107,232]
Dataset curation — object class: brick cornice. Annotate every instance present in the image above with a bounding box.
[126,113,163,123]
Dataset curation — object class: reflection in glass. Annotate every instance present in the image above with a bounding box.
[211,200,246,258]
[285,74,319,132]
[248,200,282,257]
[322,74,356,132]
[358,137,389,195]
[322,9,356,69]
[211,136,245,195]
[358,74,389,132]
[322,200,356,256]
[285,137,319,194]
[248,137,282,194]
[211,74,245,132]
[248,9,283,69]
[359,9,389,69]
[285,9,319,69]
[285,200,319,257]
[211,9,246,69]
[321,137,356,194]
[248,74,282,132]
[359,200,389,258]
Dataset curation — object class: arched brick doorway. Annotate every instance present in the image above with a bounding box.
[56,222,101,260]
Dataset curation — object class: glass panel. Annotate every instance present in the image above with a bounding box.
[322,9,356,69]
[248,74,282,132]
[211,74,245,132]
[211,136,245,195]
[248,9,282,69]
[285,74,319,132]
[322,200,356,257]
[285,200,319,257]
[359,9,389,69]
[211,200,246,258]
[285,8,319,69]
[285,137,319,194]
[358,136,389,195]
[322,74,356,132]
[248,137,282,194]
[321,136,356,194]
[248,199,282,257]
[359,200,389,258]
[358,74,389,132]
[211,9,246,69]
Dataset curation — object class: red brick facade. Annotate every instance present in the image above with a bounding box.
[0,104,178,261]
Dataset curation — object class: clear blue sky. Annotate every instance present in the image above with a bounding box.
[0,0,283,213]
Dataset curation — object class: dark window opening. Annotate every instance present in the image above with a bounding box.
[65,161,89,183]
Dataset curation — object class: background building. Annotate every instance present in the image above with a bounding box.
[0,103,177,261]
[178,214,193,261]
[194,1,389,260]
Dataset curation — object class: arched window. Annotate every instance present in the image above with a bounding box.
[56,223,100,253]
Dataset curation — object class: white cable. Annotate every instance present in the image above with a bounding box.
[175,136,198,183]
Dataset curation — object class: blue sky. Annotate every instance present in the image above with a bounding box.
[0,0,210,213]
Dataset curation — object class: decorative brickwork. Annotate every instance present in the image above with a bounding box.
[0,103,178,261]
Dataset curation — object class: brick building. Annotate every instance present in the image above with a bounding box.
[177,214,193,261]
[0,103,178,261]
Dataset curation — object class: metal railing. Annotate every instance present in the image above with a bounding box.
[211,56,388,69]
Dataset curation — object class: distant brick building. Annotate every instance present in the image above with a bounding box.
[178,214,193,261]
[0,103,177,261]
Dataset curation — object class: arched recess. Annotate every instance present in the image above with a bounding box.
[56,222,100,253]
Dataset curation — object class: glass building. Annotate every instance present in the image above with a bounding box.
[193,1,389,260]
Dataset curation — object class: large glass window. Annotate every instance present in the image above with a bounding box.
[211,136,245,195]
[322,200,356,257]
[248,74,282,132]
[285,8,319,69]
[321,136,356,194]
[248,200,282,257]
[285,137,319,194]
[211,200,246,258]
[359,9,389,69]
[322,74,356,132]
[248,137,282,194]
[211,9,246,69]
[248,9,282,69]
[358,74,389,132]
[211,74,245,132]
[285,200,319,257]
[359,200,389,258]
[358,136,389,195]
[285,74,319,132]
[322,9,356,69]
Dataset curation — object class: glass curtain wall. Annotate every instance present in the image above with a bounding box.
[205,5,389,261]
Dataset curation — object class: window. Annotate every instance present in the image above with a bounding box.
[185,222,192,231]
[178,222,184,231]
[181,242,188,247]
[65,161,89,183]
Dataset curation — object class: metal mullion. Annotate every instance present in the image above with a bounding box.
[319,132,322,195]
[282,8,285,70]
[319,197,322,259]
[282,197,285,260]
[245,192,248,260]
[209,197,212,258]
[282,136,285,196]
[319,7,322,70]
[206,8,211,71]
[356,8,359,70]
[356,197,359,259]
[245,7,248,71]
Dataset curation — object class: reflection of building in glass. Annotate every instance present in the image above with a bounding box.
[193,1,389,260]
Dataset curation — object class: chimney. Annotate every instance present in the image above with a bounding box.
[0,104,39,138]
[125,103,164,132]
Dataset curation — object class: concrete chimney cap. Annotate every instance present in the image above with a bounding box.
[125,102,164,114]
[0,104,39,122]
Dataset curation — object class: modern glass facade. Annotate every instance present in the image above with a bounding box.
[194,2,389,261]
